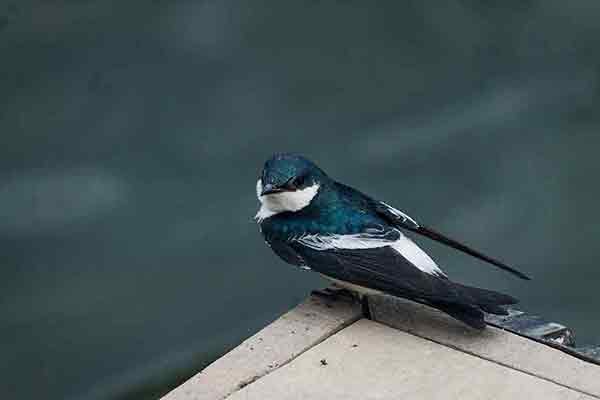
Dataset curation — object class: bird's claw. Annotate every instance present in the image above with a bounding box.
[311,287,358,302]
[311,287,372,319]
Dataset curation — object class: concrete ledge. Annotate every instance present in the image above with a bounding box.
[161,294,361,400]
[228,319,596,400]
[161,290,600,400]
[368,294,600,398]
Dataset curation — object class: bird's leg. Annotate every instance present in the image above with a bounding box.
[311,286,358,302]
[361,296,372,320]
[311,286,372,319]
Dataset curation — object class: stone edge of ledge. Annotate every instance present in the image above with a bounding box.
[161,292,362,400]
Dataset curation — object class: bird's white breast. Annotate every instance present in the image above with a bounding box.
[255,179,320,222]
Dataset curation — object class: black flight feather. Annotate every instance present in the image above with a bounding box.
[281,241,517,329]
[409,225,531,280]
[372,201,531,280]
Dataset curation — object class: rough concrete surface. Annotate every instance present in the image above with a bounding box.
[162,292,600,400]
[368,294,600,398]
[229,319,595,400]
[161,295,361,400]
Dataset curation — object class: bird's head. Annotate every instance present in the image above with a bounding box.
[255,153,327,220]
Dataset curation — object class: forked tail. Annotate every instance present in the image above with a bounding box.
[428,283,518,330]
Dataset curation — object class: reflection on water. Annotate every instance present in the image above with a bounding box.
[0,170,127,234]
[1,1,599,399]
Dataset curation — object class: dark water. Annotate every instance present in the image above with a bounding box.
[1,1,600,399]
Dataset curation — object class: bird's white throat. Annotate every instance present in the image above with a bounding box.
[255,179,320,222]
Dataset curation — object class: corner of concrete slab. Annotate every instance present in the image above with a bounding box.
[161,292,361,400]
[162,289,600,400]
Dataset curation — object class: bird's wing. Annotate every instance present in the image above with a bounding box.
[288,230,470,304]
[371,201,531,280]
[294,228,446,277]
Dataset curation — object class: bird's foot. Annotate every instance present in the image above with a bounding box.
[311,287,358,303]
[311,287,372,319]
[361,296,372,320]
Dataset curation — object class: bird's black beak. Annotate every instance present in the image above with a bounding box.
[261,184,284,196]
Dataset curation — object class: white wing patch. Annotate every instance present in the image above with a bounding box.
[390,235,445,276]
[380,202,420,227]
[296,231,446,277]
[296,232,389,250]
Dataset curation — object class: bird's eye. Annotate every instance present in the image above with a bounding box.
[291,175,304,188]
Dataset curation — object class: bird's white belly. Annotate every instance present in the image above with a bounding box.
[322,275,384,296]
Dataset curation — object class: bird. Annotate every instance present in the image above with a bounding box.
[254,153,529,329]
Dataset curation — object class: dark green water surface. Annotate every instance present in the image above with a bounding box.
[1,1,600,399]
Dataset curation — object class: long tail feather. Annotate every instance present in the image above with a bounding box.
[410,225,531,280]
[425,282,518,329]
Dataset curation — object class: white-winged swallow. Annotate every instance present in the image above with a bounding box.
[255,153,529,329]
